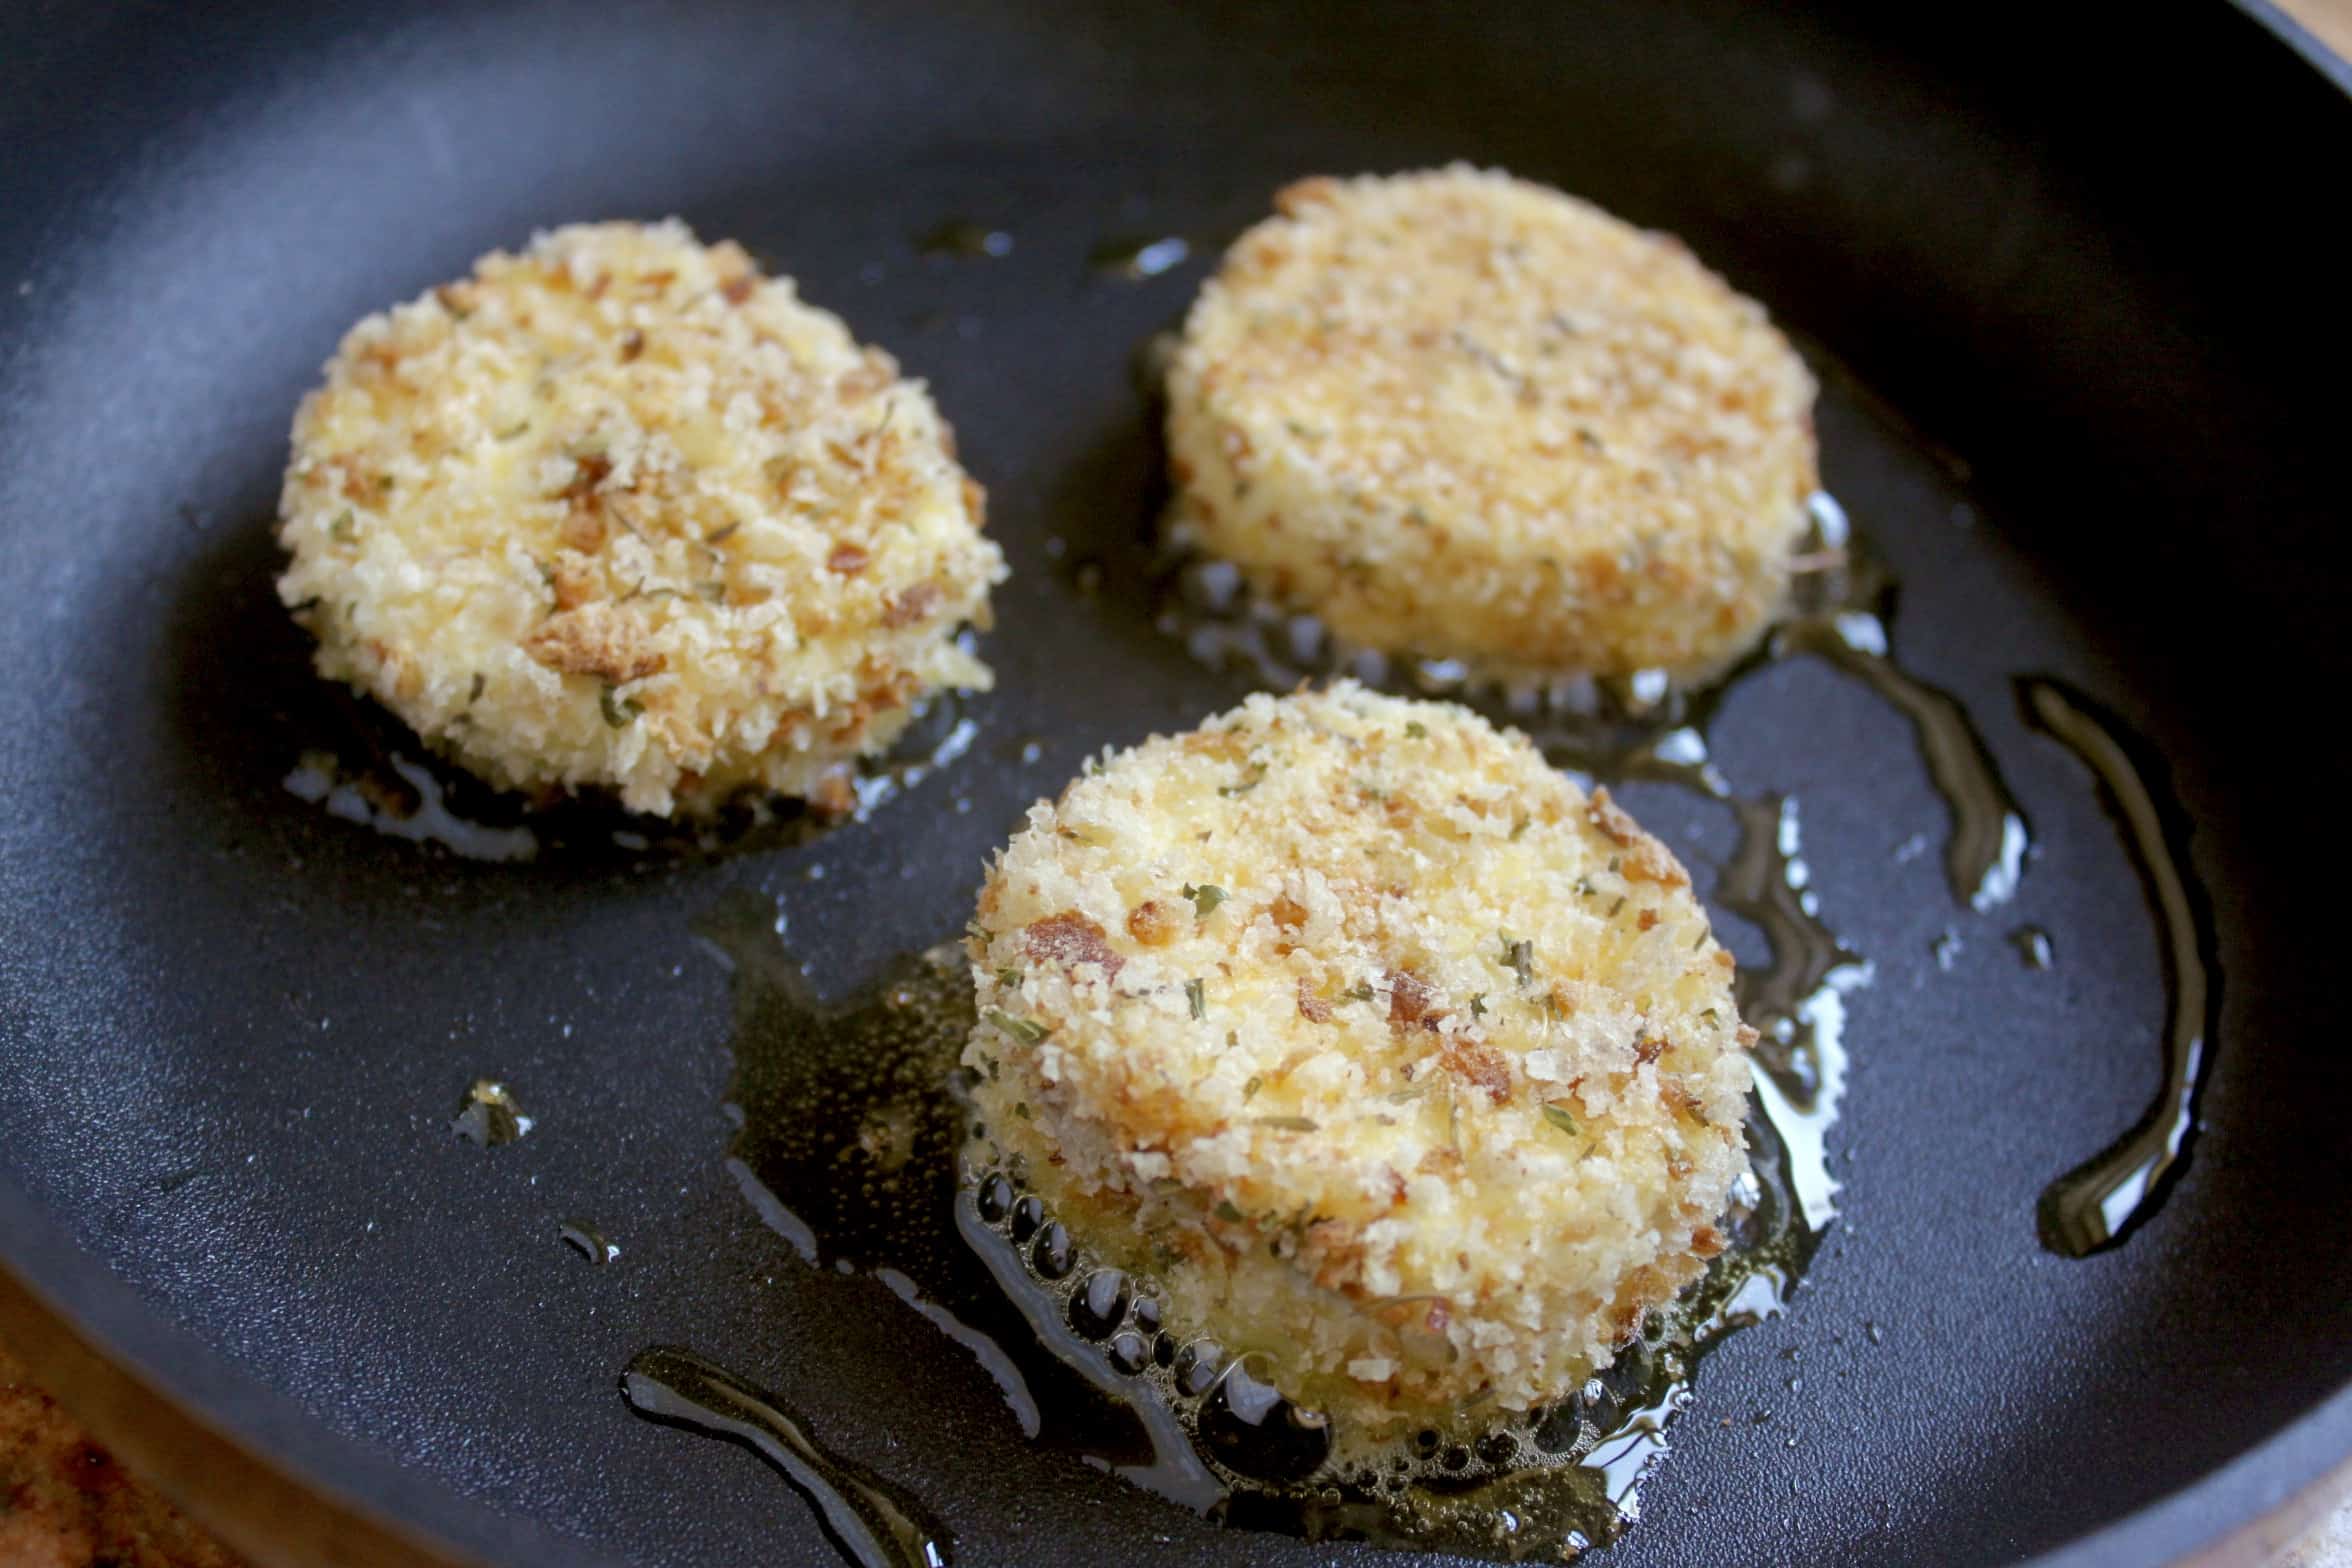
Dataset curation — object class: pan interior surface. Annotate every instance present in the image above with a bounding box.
[1,3,2348,1566]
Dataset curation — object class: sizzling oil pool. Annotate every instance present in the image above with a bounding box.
[616,482,2221,1565]
[628,745,1856,1567]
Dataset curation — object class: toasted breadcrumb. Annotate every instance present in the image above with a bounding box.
[277,220,1005,816]
[965,683,1753,1439]
[1167,166,1818,682]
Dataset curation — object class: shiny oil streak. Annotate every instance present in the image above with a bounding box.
[620,1346,951,1568]
[2017,677,2218,1258]
[1151,488,2030,917]
[284,684,980,861]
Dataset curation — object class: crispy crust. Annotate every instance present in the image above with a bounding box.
[277,220,1005,815]
[964,683,1753,1439]
[1167,166,1818,682]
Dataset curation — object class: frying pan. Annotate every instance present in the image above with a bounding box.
[3,2,2349,1565]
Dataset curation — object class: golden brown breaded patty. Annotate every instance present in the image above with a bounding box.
[1167,166,1818,682]
[963,683,1754,1440]
[277,220,1004,817]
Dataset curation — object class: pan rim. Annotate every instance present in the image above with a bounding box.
[2236,0,2352,93]
[0,1175,613,1568]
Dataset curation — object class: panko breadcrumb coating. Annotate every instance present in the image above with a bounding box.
[1167,166,1818,682]
[277,220,1005,817]
[964,683,1754,1440]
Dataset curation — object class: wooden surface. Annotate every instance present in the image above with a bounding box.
[2,4,2347,1564]
[0,1336,245,1568]
[2283,0,2352,59]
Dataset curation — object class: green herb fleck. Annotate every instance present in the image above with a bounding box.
[495,420,531,440]
[1012,1101,1031,1119]
[997,967,1021,988]
[1405,720,1428,739]
[329,508,356,542]
[1182,883,1228,919]
[1701,1008,1721,1027]
[1511,814,1530,840]
[1218,762,1268,797]
[1575,876,1595,898]
[1343,982,1375,1004]
[1501,936,1534,987]
[705,520,743,544]
[1186,978,1207,1020]
[1470,993,1488,1018]
[1253,1115,1318,1132]
[1386,1086,1427,1103]
[468,672,486,704]
[1215,1199,1246,1223]
[986,1009,1049,1046]
[598,684,643,728]
[1243,1075,1263,1101]
[1608,895,1626,918]
[1542,1102,1579,1137]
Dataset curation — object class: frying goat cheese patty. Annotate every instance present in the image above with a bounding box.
[963,683,1754,1438]
[277,219,1005,817]
[1166,166,1818,683]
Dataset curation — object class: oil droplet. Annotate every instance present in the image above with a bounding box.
[620,1345,952,1568]
[2018,678,2218,1257]
[916,220,1012,260]
[561,1220,619,1265]
[452,1079,532,1146]
[2009,925,2054,970]
[1090,235,1190,280]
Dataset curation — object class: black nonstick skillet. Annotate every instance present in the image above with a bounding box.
[3,2,2349,1564]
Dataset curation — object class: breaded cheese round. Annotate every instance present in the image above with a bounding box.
[1166,166,1818,682]
[277,220,1006,817]
[963,682,1754,1440]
